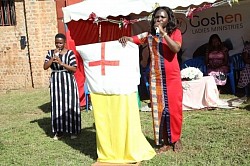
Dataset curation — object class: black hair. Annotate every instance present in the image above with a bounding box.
[150,6,177,36]
[208,34,222,45]
[207,34,224,51]
[55,33,66,40]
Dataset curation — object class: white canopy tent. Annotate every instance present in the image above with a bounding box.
[62,0,242,59]
[62,0,231,23]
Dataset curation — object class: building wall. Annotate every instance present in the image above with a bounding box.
[0,0,58,92]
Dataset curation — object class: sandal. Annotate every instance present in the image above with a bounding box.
[156,145,171,154]
[53,132,63,140]
[173,140,182,152]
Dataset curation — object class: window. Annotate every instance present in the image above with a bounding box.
[0,0,16,26]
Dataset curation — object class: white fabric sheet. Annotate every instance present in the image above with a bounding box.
[76,40,140,95]
[182,76,220,110]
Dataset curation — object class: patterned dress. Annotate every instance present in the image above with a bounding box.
[45,50,81,134]
[132,29,183,145]
[207,49,229,85]
[238,44,250,88]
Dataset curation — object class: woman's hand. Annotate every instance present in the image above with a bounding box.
[53,56,63,65]
[118,36,133,47]
[154,23,165,35]
[54,48,61,57]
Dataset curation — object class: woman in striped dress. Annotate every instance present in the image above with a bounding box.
[119,6,183,153]
[43,33,81,140]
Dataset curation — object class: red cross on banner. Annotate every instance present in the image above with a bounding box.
[76,40,140,95]
[89,43,119,75]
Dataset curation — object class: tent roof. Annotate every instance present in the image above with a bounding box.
[62,0,220,23]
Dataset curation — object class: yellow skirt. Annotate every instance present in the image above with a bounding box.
[91,92,156,164]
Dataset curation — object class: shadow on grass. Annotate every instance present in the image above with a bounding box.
[145,136,158,149]
[38,102,51,113]
[62,125,97,160]
[30,118,97,160]
[243,104,250,111]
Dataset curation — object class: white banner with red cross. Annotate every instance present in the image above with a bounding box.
[76,40,140,95]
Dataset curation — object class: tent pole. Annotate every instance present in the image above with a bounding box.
[99,24,101,42]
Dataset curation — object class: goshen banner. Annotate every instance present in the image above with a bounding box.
[176,1,250,61]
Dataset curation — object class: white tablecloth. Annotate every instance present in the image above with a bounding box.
[182,76,220,110]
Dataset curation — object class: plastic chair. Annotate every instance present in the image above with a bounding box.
[230,53,247,95]
[226,62,236,95]
[84,81,91,112]
[193,56,205,61]
[230,53,245,79]
[181,58,207,75]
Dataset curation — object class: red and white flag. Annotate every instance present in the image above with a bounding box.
[76,40,140,95]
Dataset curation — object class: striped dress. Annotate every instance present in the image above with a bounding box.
[132,29,183,145]
[45,50,81,134]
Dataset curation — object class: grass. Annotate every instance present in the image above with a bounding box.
[0,88,249,166]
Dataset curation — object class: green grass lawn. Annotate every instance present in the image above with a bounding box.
[0,88,249,166]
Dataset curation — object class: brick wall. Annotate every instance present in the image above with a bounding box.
[0,0,58,93]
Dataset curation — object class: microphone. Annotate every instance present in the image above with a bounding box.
[155,27,160,37]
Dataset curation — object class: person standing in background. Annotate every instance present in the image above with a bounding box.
[43,33,81,140]
[119,6,183,153]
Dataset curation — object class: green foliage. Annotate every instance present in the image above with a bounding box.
[0,89,249,166]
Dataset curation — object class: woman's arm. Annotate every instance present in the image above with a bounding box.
[162,33,181,53]
[205,49,209,66]
[43,50,54,70]
[223,48,229,65]
[242,51,250,64]
[157,25,181,53]
[61,63,77,72]
[43,58,54,70]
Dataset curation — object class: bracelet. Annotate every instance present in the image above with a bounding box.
[162,33,167,38]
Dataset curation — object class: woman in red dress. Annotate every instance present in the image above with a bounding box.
[119,6,183,153]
